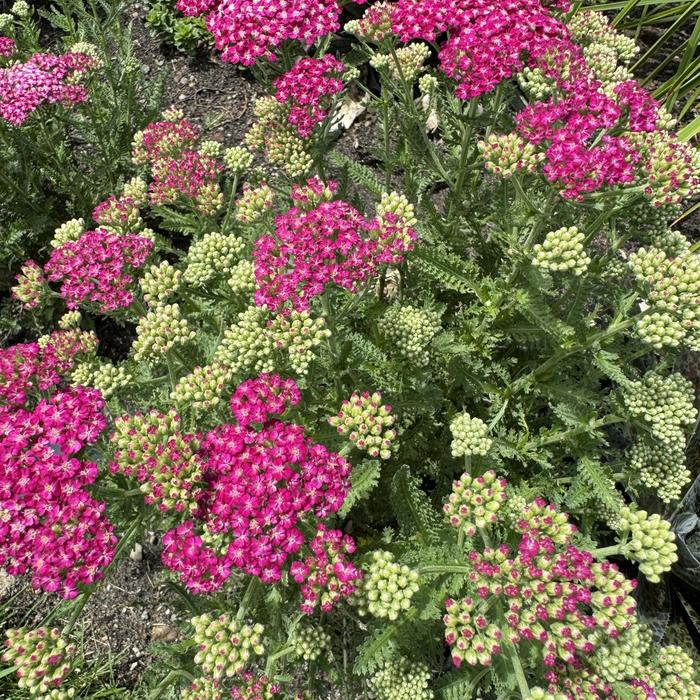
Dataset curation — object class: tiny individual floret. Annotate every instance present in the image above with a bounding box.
[449,413,492,458]
[2,627,75,698]
[223,146,254,174]
[615,508,678,583]
[140,260,182,307]
[191,612,265,680]
[329,391,396,459]
[443,470,507,535]
[532,226,591,275]
[369,658,433,700]
[132,303,195,361]
[51,218,84,248]
[235,183,274,223]
[184,232,245,286]
[170,362,232,411]
[370,43,431,82]
[379,305,441,367]
[291,624,331,662]
[352,550,419,620]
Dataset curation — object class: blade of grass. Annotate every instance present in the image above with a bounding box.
[677,114,700,141]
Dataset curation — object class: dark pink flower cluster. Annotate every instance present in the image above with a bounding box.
[391,0,575,99]
[149,150,222,209]
[134,118,199,163]
[198,0,342,65]
[0,51,97,125]
[0,37,16,58]
[290,525,362,614]
[273,55,345,138]
[0,386,115,598]
[253,200,416,313]
[45,229,153,311]
[0,330,97,407]
[160,374,352,592]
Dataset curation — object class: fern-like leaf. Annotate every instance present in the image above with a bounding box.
[330,152,385,197]
[390,466,443,544]
[578,457,623,512]
[339,460,381,516]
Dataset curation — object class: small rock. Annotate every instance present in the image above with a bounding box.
[129,543,143,562]
[151,624,178,642]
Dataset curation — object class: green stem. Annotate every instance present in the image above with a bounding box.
[265,645,295,674]
[507,642,531,698]
[236,576,260,620]
[418,565,472,576]
[591,545,622,559]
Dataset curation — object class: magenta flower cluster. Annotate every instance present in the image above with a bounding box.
[0,37,16,58]
[160,374,352,593]
[0,384,115,598]
[290,524,362,614]
[390,0,573,99]
[273,55,345,138]
[175,0,343,66]
[0,330,96,407]
[44,229,153,311]
[0,51,97,125]
[253,198,416,313]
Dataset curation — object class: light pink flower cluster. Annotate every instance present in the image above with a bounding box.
[0,385,115,598]
[290,525,362,614]
[0,37,16,58]
[92,195,141,231]
[160,374,352,592]
[253,199,416,313]
[443,492,637,670]
[273,55,345,138]
[133,118,200,163]
[12,260,47,310]
[178,0,343,66]
[290,176,339,208]
[0,51,97,125]
[0,330,97,407]
[44,229,153,311]
[390,0,574,99]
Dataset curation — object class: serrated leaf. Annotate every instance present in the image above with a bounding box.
[339,460,381,516]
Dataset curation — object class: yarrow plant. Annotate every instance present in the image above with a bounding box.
[6,0,700,698]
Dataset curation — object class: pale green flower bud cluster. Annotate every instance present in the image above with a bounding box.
[344,65,361,82]
[191,613,265,680]
[246,97,312,178]
[517,66,557,100]
[635,311,686,350]
[530,689,567,700]
[235,183,274,224]
[329,390,396,459]
[444,470,507,535]
[11,1,30,18]
[0,14,13,30]
[379,305,441,366]
[91,361,132,399]
[478,133,544,177]
[58,311,82,330]
[68,42,102,70]
[616,508,678,583]
[214,305,275,375]
[532,226,590,275]
[344,2,393,42]
[624,373,696,446]
[640,645,700,700]
[593,624,650,683]
[181,677,224,700]
[133,303,195,361]
[171,362,232,411]
[352,551,419,620]
[652,230,690,258]
[291,624,331,662]
[584,43,632,84]
[122,176,149,206]
[629,439,689,504]
[184,233,245,286]
[51,218,84,248]
[449,413,492,457]
[199,140,222,158]
[569,11,639,62]
[370,43,431,82]
[227,260,256,295]
[2,627,76,699]
[140,261,182,307]
[223,146,254,175]
[418,74,438,96]
[163,106,185,122]
[267,310,330,375]
[377,191,417,229]
[626,201,680,241]
[369,658,433,700]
